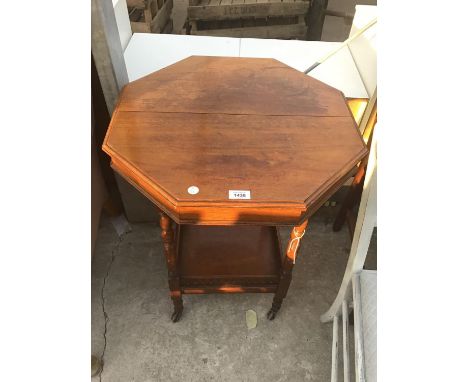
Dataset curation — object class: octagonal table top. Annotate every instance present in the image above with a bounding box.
[103,56,367,225]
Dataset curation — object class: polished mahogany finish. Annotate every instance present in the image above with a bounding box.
[103,56,367,226]
[178,225,282,293]
[102,56,367,321]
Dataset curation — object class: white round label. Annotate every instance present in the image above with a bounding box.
[187,186,199,195]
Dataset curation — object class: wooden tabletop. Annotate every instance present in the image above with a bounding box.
[103,56,367,225]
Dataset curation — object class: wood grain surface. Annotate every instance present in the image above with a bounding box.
[178,225,281,292]
[103,56,367,225]
[117,56,351,116]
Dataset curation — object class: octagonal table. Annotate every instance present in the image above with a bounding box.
[103,56,367,322]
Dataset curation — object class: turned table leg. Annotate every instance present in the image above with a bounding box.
[159,212,183,322]
[267,220,309,320]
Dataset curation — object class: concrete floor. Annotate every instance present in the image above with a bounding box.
[92,206,376,381]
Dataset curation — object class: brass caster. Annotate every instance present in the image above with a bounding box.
[267,308,277,321]
[171,309,183,322]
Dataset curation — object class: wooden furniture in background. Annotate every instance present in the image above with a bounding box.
[127,0,173,33]
[306,0,354,41]
[186,0,309,39]
[102,56,367,322]
[91,54,125,254]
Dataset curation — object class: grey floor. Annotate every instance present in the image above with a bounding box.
[92,206,377,381]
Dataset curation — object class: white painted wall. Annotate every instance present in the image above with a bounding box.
[240,38,368,98]
[348,5,377,97]
[113,0,132,52]
[124,34,368,98]
[124,34,241,81]
[118,4,376,99]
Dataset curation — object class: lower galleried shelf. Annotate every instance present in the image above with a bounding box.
[176,224,283,294]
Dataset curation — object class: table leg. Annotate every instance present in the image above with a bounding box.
[333,161,366,233]
[159,212,183,322]
[267,220,309,320]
